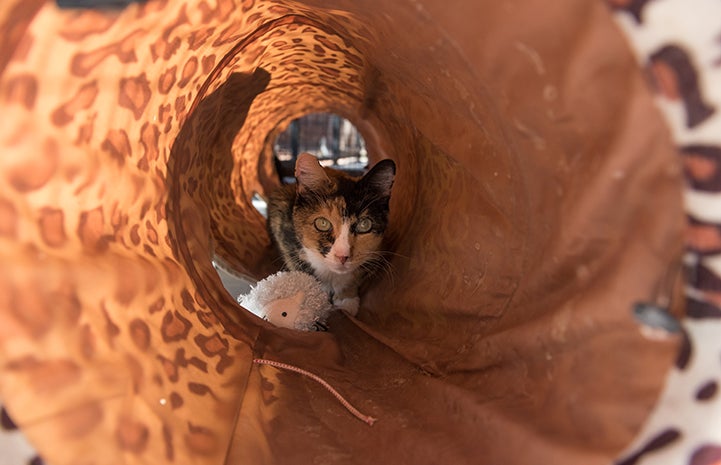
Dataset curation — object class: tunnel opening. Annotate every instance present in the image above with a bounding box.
[249,112,370,217]
[272,113,369,181]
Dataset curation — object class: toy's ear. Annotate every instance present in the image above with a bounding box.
[295,153,331,194]
[263,291,305,329]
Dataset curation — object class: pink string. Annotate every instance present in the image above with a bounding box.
[253,358,377,426]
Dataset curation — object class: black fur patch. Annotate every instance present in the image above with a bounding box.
[337,178,391,234]
[317,237,332,256]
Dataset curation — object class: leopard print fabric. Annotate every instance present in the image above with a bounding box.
[610,0,721,464]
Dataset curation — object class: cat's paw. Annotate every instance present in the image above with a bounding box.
[333,296,360,316]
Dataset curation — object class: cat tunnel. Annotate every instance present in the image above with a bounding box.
[1,0,719,464]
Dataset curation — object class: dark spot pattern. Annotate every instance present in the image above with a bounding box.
[695,380,718,401]
[676,329,693,370]
[616,428,682,465]
[1,406,18,430]
[116,416,149,453]
[648,45,716,128]
[690,444,721,465]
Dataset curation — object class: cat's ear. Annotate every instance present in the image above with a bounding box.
[361,159,395,197]
[295,153,331,194]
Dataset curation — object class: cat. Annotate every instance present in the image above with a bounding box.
[267,152,395,316]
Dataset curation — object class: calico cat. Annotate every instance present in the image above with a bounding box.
[267,153,395,316]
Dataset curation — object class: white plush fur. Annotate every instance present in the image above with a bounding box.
[237,271,334,331]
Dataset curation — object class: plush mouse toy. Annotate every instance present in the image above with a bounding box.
[238,271,334,331]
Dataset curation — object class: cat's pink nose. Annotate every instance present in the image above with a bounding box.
[336,254,349,264]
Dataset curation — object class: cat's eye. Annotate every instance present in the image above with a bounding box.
[356,217,373,234]
[314,217,332,232]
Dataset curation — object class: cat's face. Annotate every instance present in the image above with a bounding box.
[292,154,395,277]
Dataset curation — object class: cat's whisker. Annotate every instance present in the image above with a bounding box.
[358,252,396,287]
[364,263,396,288]
[363,251,397,268]
[377,250,410,260]
[360,258,390,276]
